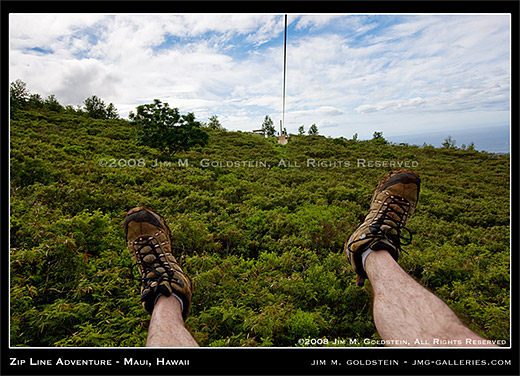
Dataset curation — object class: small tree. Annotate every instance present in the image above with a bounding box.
[10,79,30,108]
[105,103,119,119]
[372,131,387,145]
[308,124,319,135]
[352,133,358,141]
[207,115,224,130]
[130,99,208,156]
[442,136,456,149]
[298,125,305,135]
[262,115,276,137]
[28,93,44,109]
[84,95,118,119]
[45,95,63,112]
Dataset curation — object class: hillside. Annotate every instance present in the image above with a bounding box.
[10,107,510,347]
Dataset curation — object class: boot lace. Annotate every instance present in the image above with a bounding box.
[348,193,413,255]
[131,235,189,289]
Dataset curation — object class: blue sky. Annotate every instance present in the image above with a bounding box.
[9,14,511,149]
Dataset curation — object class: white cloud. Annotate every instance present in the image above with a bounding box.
[9,13,510,141]
[293,15,340,31]
[9,14,105,49]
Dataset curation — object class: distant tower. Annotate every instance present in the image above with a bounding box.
[278,120,288,145]
[278,14,289,147]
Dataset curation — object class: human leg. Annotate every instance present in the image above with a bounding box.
[124,207,198,347]
[146,295,199,347]
[344,170,497,347]
[365,250,495,347]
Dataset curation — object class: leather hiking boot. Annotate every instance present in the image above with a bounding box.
[124,207,193,319]
[344,170,420,286]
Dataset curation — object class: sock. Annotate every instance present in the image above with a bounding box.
[154,292,184,313]
[362,248,374,270]
[170,293,184,313]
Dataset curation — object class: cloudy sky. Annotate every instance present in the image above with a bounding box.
[9,13,511,142]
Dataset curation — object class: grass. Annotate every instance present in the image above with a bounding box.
[10,106,510,347]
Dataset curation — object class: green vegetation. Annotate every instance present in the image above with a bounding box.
[84,95,119,120]
[10,89,510,347]
[261,115,276,137]
[442,135,457,149]
[308,124,319,136]
[129,99,208,157]
[205,115,224,131]
[372,131,387,145]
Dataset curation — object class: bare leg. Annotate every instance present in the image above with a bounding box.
[146,295,199,347]
[365,250,497,347]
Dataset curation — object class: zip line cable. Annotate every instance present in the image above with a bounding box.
[282,14,287,135]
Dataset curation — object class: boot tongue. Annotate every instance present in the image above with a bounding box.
[370,223,399,236]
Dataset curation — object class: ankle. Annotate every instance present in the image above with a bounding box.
[155,293,184,312]
[154,295,184,322]
[364,249,397,277]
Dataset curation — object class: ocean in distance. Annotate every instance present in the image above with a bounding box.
[386,125,510,154]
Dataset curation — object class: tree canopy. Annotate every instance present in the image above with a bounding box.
[129,99,208,156]
[10,79,30,108]
[206,115,224,130]
[262,115,276,137]
[308,124,319,136]
[84,95,119,119]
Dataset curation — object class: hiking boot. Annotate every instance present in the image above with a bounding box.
[124,207,193,319]
[344,170,420,286]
